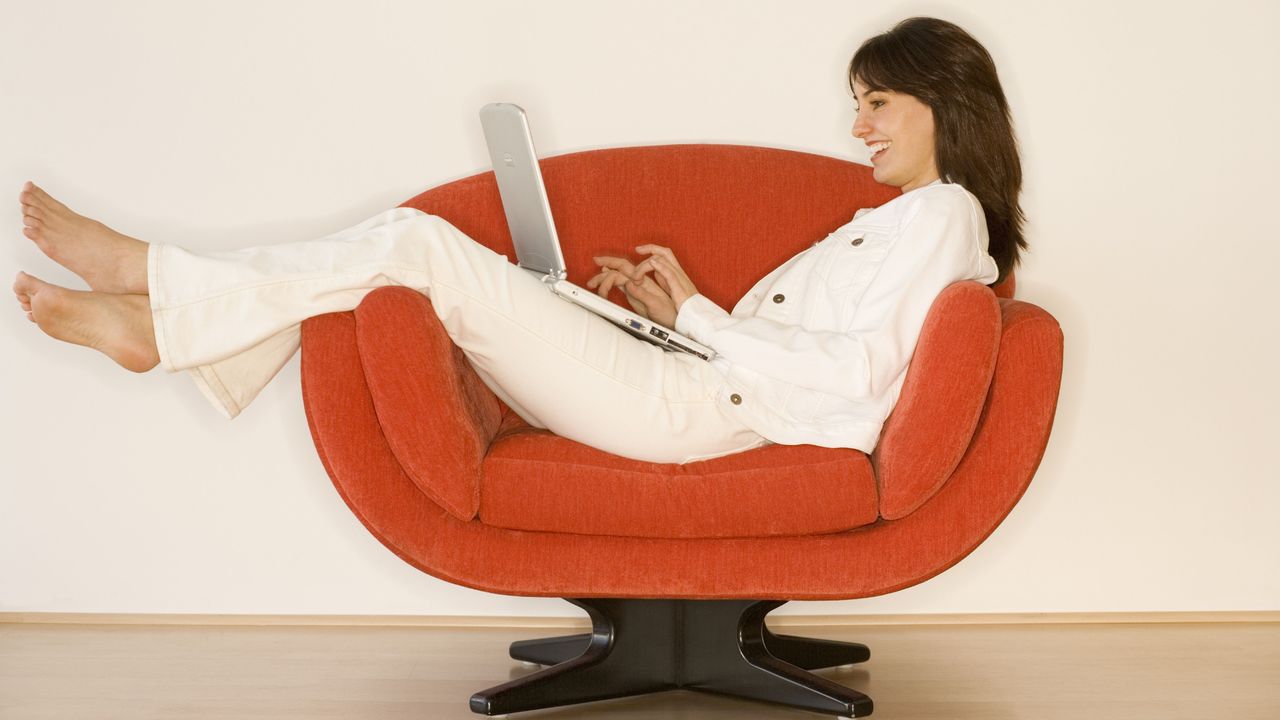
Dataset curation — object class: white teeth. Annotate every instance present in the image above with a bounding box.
[870,141,892,155]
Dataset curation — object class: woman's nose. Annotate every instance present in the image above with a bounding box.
[851,113,869,139]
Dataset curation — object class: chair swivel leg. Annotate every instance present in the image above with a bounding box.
[470,598,678,715]
[681,599,875,718]
[508,632,591,666]
[762,624,872,670]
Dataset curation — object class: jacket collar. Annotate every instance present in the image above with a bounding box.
[852,177,946,220]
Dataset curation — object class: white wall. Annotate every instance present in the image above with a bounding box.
[2,0,1277,618]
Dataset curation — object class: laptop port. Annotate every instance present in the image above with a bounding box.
[649,327,669,341]
[667,339,710,361]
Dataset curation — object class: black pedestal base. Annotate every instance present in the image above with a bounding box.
[469,598,873,717]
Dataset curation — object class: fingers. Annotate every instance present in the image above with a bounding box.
[617,282,650,317]
[625,277,675,325]
[591,250,696,313]
[651,269,672,295]
[644,254,699,307]
[634,248,686,281]
[586,266,627,290]
[624,274,663,302]
[646,254,678,286]
[585,266,666,322]
[634,271,670,298]
[596,271,621,298]
[625,258,666,292]
[587,268,628,299]
[634,244,684,271]
[592,255,641,279]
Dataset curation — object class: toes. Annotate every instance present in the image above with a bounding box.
[30,184,66,211]
[22,184,52,211]
[14,270,44,296]
[22,225,42,242]
[19,189,48,215]
[22,213,40,229]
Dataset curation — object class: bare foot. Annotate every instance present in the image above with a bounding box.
[13,271,159,373]
[19,181,149,295]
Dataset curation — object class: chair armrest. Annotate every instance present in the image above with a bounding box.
[351,286,504,522]
[872,282,1003,519]
[873,284,1063,521]
[945,297,1064,510]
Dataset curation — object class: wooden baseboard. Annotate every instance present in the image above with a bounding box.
[2,610,1276,628]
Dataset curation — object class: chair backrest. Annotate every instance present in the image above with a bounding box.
[402,143,911,312]
[402,143,1013,507]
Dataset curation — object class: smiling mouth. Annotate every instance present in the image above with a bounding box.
[871,146,889,162]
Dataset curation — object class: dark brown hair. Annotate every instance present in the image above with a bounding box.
[847,16,1027,287]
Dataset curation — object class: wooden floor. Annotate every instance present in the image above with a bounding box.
[2,620,1277,719]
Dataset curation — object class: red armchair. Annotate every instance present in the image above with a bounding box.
[300,144,1064,718]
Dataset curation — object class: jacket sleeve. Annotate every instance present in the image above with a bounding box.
[675,190,991,402]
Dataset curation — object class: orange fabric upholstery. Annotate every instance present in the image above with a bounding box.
[299,143,1061,601]
[871,281,1003,519]
[353,289,501,521]
[480,406,879,539]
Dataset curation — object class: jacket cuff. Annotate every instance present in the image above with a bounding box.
[675,293,730,346]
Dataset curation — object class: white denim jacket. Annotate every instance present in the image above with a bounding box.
[675,178,1000,453]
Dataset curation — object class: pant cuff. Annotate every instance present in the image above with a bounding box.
[187,366,242,420]
[147,242,179,372]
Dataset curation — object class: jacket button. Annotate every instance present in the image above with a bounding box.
[730,393,742,405]
[772,293,785,303]
[851,237,864,246]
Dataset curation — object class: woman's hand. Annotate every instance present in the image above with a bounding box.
[587,253,681,329]
[586,246,700,329]
[633,245,700,313]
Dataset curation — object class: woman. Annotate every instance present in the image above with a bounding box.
[11,16,1025,464]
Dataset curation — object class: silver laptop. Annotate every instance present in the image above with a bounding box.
[479,102,717,362]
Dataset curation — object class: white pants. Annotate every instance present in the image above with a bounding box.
[146,207,770,464]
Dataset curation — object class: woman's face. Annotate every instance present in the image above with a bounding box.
[851,77,940,192]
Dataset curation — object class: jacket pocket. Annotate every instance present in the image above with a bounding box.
[822,227,892,290]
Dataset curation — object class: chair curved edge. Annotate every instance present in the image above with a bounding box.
[851,297,1065,597]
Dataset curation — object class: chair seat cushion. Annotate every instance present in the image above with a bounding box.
[479,413,880,539]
